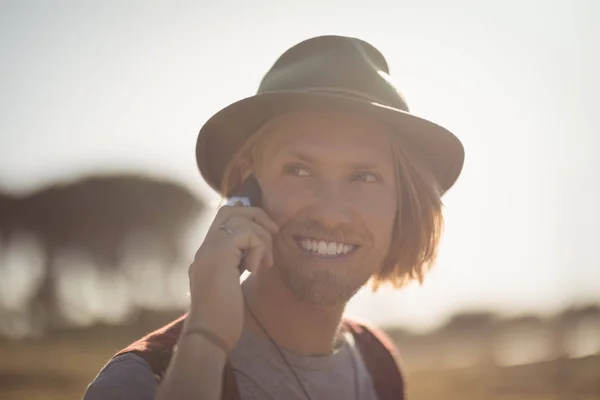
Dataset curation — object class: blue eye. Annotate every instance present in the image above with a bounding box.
[283,165,311,176]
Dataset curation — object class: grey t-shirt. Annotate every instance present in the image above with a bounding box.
[83,328,380,400]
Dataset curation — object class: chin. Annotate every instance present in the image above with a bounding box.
[275,261,367,307]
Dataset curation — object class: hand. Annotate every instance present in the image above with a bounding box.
[185,203,279,351]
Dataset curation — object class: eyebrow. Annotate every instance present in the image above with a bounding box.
[284,150,381,170]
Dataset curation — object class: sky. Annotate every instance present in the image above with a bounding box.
[0,0,598,331]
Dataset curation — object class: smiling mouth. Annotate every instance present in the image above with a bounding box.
[293,236,358,257]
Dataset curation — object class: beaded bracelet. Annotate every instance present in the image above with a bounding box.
[182,326,230,354]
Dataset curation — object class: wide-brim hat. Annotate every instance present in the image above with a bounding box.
[196,35,464,195]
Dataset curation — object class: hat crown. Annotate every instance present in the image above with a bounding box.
[257,35,410,112]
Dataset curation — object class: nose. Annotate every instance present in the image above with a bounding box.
[307,183,352,228]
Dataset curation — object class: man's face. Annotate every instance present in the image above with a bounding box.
[254,110,398,306]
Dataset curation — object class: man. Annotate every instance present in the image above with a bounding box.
[83,35,464,400]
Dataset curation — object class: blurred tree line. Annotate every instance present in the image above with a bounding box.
[0,173,205,336]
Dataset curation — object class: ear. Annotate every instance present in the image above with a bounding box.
[240,168,253,183]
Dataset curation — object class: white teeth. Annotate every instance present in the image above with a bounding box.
[327,242,337,255]
[298,237,355,256]
[318,241,328,254]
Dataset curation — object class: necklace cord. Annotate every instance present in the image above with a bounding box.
[243,295,313,400]
[241,294,360,400]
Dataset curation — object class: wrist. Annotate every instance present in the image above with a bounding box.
[181,325,232,354]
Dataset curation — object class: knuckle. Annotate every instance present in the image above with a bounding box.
[231,229,248,240]
[217,204,235,214]
[263,232,272,246]
[254,207,268,219]
[259,225,272,241]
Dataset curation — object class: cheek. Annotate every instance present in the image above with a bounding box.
[354,190,397,246]
[259,186,306,225]
[367,200,397,241]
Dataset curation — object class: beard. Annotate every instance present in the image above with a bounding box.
[273,246,374,307]
[271,220,382,307]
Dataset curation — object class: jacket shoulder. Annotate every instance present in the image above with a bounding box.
[343,318,401,357]
[110,313,240,400]
[114,313,187,379]
[342,318,406,399]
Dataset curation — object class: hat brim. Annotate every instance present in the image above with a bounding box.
[196,91,464,195]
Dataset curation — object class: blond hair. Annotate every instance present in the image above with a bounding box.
[219,120,444,291]
[370,132,444,290]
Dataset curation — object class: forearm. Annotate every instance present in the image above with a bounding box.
[154,332,227,400]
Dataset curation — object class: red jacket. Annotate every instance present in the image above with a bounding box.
[114,314,406,399]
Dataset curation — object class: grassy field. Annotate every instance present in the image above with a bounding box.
[1,332,599,400]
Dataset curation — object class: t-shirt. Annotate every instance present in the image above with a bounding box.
[83,327,380,400]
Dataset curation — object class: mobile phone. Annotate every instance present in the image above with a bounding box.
[226,175,262,275]
[226,174,262,207]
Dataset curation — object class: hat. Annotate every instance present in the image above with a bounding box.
[195,35,464,195]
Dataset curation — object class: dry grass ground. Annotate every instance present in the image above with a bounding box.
[0,332,598,400]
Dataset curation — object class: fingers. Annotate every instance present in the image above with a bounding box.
[212,205,279,235]
[206,203,277,274]
[220,215,274,272]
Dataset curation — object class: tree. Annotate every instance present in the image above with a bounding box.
[0,173,205,334]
